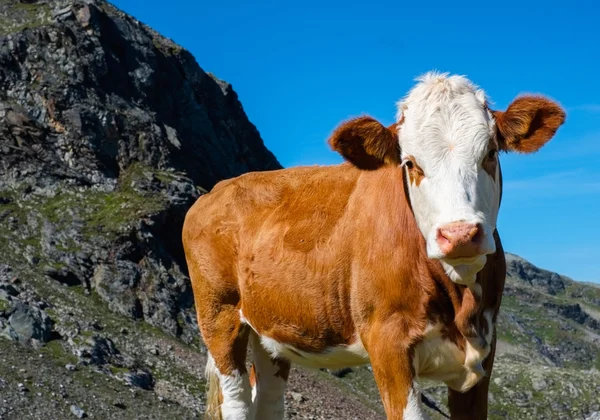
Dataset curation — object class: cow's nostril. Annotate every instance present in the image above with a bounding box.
[438,228,452,242]
[472,224,484,244]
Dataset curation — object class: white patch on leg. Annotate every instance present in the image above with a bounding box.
[220,371,253,419]
[404,386,431,420]
[205,353,217,379]
[209,352,253,420]
[250,332,287,420]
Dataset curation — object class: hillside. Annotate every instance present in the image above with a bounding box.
[0,1,598,419]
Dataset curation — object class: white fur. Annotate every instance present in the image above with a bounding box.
[249,332,287,420]
[441,259,487,286]
[259,334,369,369]
[404,387,431,420]
[396,72,501,283]
[412,314,495,393]
[207,353,254,420]
[413,323,466,383]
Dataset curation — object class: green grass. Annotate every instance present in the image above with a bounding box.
[40,340,79,366]
[0,2,52,36]
[0,299,10,311]
[0,163,178,275]
[13,3,44,12]
[151,37,184,56]
[498,290,591,347]
[564,282,600,307]
[20,164,168,242]
[109,365,130,376]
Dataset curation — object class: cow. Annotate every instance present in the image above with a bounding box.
[182,72,565,420]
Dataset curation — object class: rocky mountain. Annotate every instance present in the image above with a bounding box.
[0,1,598,419]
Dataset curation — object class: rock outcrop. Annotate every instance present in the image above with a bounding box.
[0,0,281,344]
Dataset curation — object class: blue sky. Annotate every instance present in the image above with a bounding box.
[112,0,600,283]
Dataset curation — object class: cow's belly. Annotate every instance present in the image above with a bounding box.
[240,310,369,369]
[258,333,370,369]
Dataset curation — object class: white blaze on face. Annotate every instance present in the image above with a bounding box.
[396,72,501,282]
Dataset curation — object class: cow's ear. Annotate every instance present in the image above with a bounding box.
[493,96,565,154]
[328,116,400,170]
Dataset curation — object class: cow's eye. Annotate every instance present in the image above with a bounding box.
[487,149,498,160]
[402,159,414,169]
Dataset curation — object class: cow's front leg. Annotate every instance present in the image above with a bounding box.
[366,321,430,420]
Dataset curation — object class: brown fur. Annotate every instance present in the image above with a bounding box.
[183,163,499,418]
[494,95,566,153]
[182,95,564,419]
[328,116,400,169]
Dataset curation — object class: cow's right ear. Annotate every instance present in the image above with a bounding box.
[328,116,400,170]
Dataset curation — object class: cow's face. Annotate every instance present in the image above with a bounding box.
[329,72,565,284]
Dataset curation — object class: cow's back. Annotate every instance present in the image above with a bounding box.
[183,162,361,241]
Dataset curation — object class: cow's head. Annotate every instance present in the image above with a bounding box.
[329,72,565,284]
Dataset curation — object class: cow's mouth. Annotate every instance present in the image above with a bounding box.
[440,256,487,285]
[443,255,485,265]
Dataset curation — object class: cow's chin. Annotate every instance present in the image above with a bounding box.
[440,256,487,286]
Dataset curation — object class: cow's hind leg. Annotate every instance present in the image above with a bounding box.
[249,332,290,420]
[185,235,253,420]
[199,299,252,420]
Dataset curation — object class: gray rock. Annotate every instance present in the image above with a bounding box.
[543,302,600,331]
[0,265,16,284]
[75,335,120,366]
[290,392,305,403]
[506,254,566,295]
[6,303,54,346]
[70,404,86,418]
[92,262,142,319]
[532,377,548,392]
[123,369,154,390]
[1,326,19,341]
[0,284,18,298]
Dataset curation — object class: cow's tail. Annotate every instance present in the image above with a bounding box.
[204,355,222,420]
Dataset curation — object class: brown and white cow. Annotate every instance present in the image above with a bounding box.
[182,72,565,419]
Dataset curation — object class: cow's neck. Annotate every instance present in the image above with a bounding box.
[429,261,486,343]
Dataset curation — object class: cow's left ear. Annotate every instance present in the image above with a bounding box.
[493,96,566,153]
